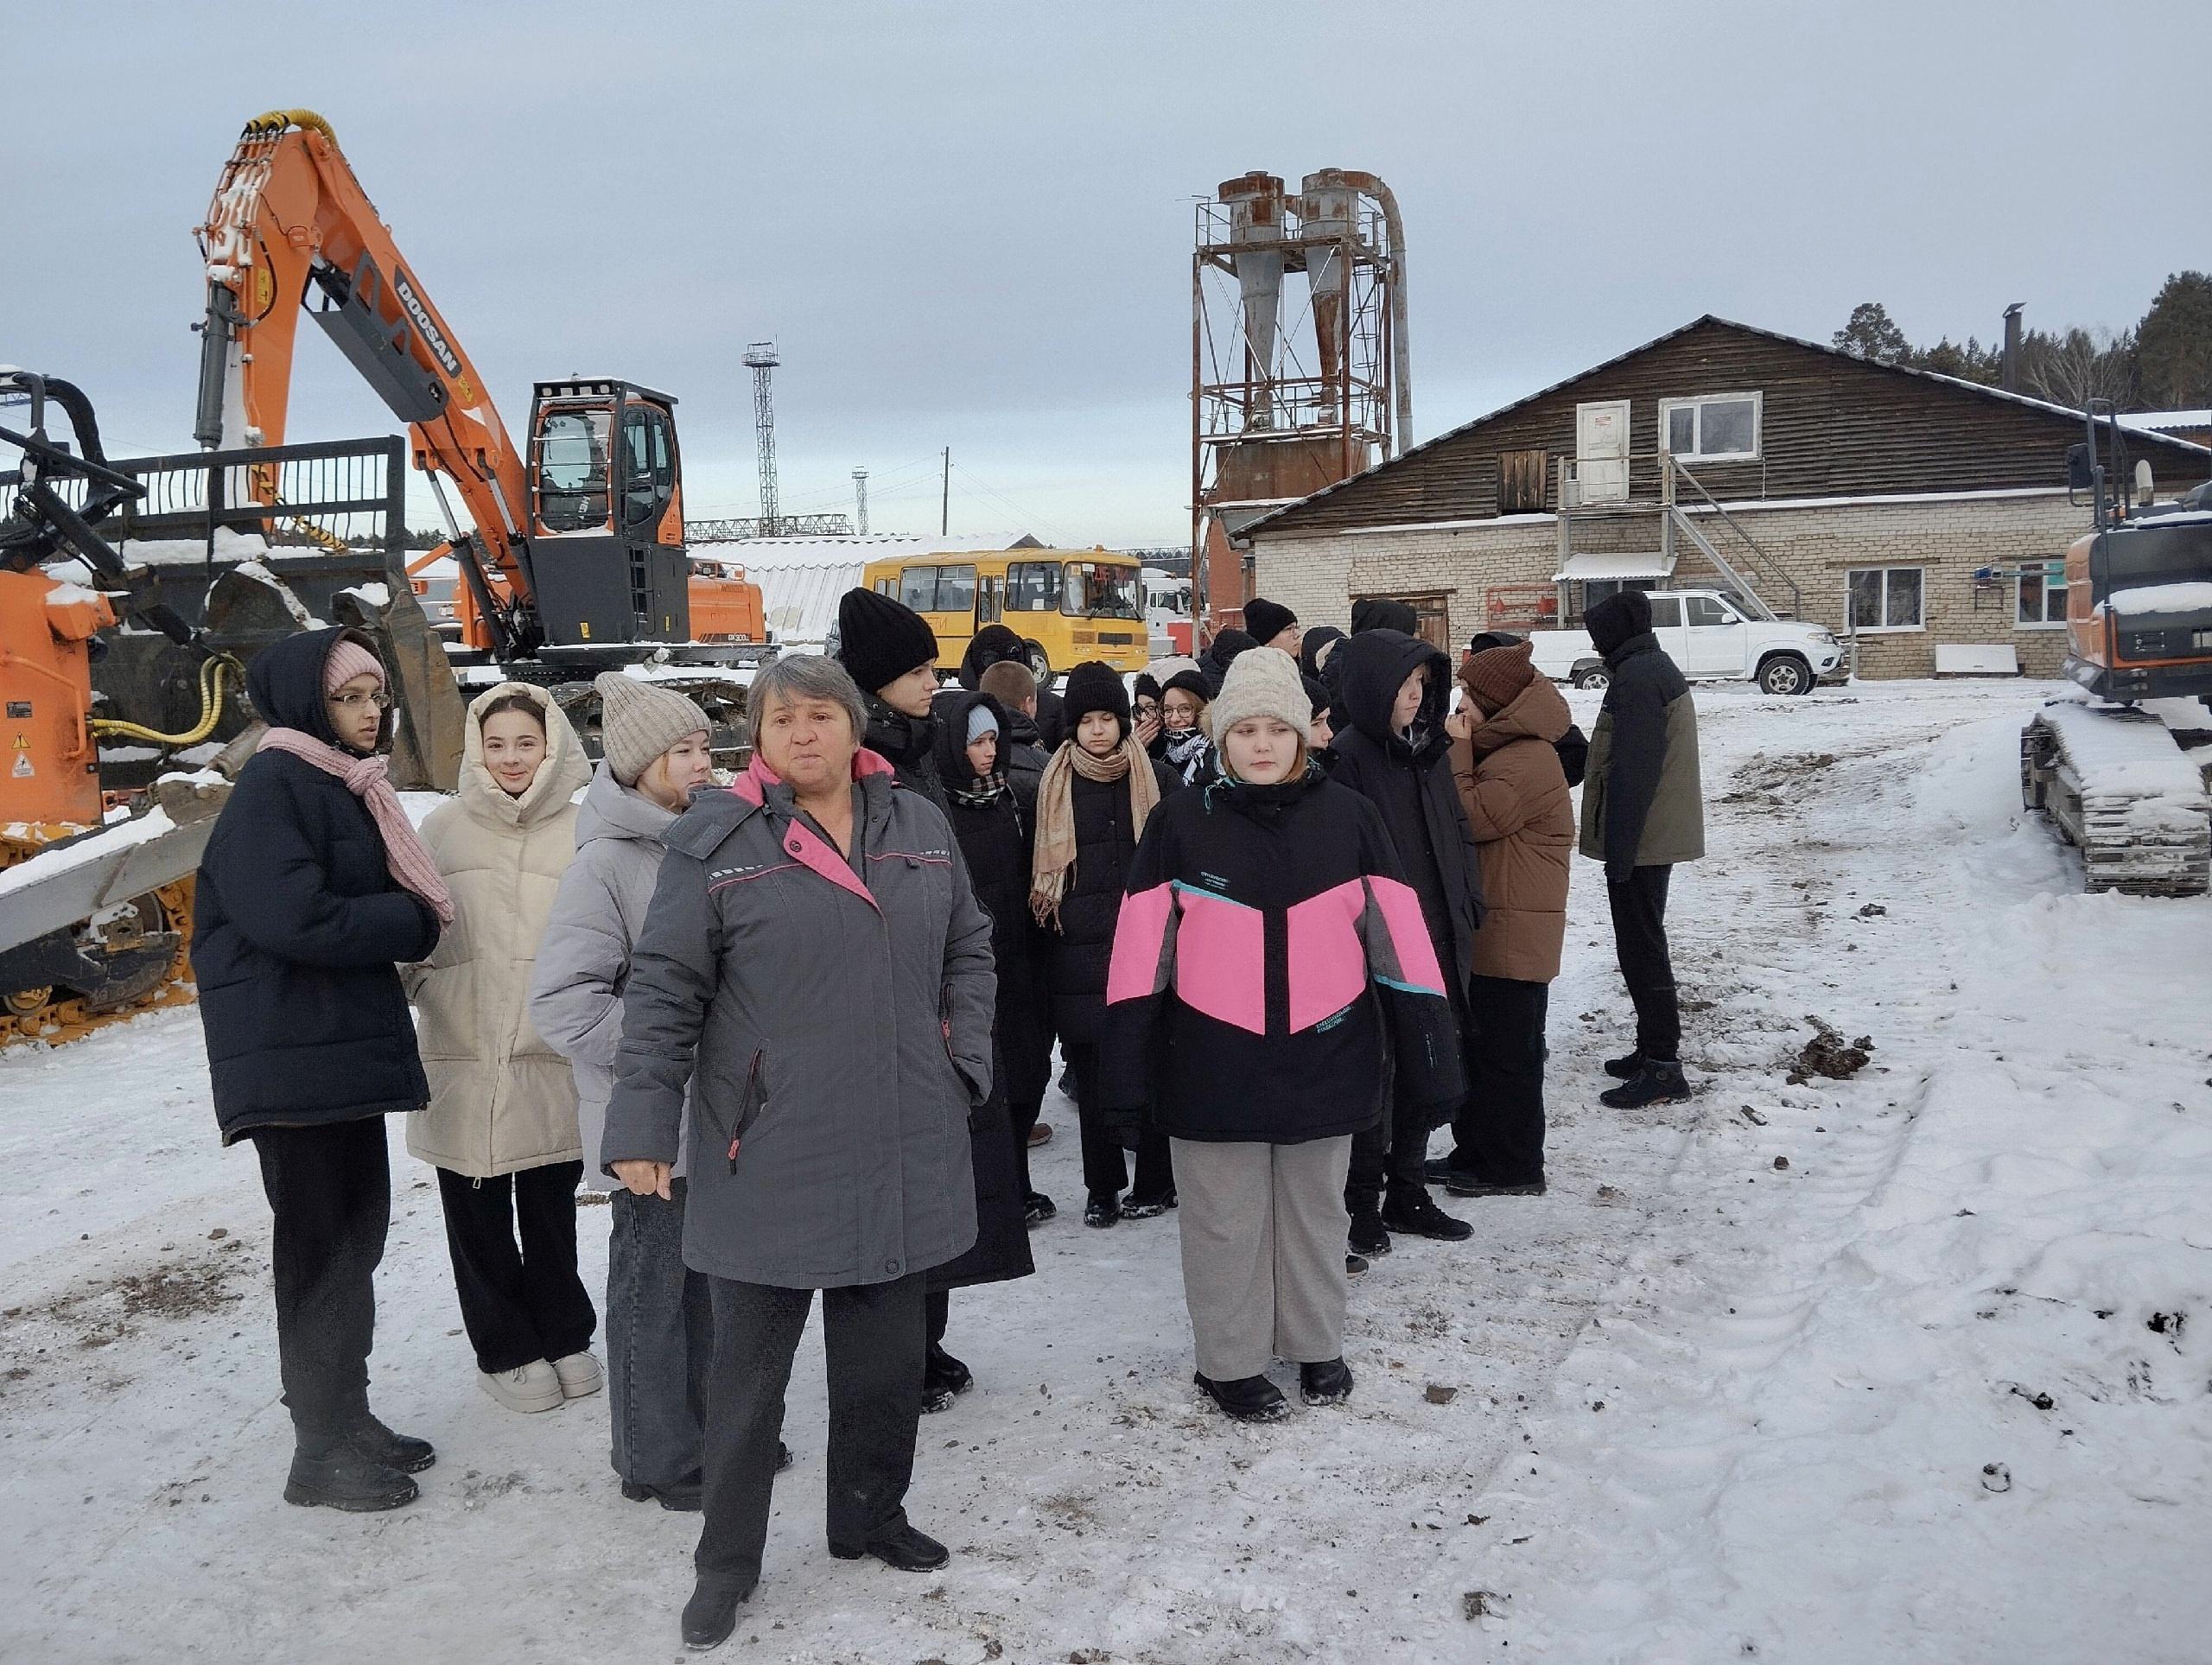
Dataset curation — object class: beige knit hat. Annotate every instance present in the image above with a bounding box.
[594,671,709,786]
[1205,641,1312,742]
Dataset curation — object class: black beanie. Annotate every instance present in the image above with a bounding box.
[1061,660,1131,740]
[1584,590,1651,658]
[836,588,938,696]
[1302,673,1332,719]
[1133,672,1163,707]
[1161,666,1211,704]
[1299,624,1347,682]
[1243,597,1297,645]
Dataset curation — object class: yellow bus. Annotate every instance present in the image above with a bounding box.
[860,547,1148,678]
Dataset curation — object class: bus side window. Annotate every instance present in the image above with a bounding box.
[1007,560,1059,613]
[937,564,976,613]
[899,566,937,611]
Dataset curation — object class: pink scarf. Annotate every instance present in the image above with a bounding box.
[257,728,457,928]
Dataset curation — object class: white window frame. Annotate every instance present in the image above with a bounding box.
[1846,566,1926,634]
[2015,560,2069,630]
[1657,391,1764,462]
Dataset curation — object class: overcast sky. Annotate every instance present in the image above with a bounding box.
[9,0,2207,549]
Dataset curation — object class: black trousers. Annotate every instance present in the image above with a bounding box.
[998,991,1052,1197]
[1064,1039,1174,1203]
[696,1271,927,1592]
[1608,864,1681,1063]
[250,1116,391,1446]
[1450,975,1550,1185]
[435,1160,597,1375]
[1347,975,1468,1213]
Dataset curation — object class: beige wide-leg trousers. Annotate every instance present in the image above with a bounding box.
[1170,1134,1353,1382]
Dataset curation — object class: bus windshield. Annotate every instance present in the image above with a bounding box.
[1062,562,1141,620]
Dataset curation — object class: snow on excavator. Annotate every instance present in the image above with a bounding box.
[2019,403,2212,895]
[0,370,462,1044]
[193,109,770,753]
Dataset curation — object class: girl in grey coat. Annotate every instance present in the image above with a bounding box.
[602,654,995,1649]
[528,673,721,1509]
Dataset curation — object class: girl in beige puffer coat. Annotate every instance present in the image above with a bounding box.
[409,683,596,1414]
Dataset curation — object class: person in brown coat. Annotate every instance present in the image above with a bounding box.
[1437,639,1573,1198]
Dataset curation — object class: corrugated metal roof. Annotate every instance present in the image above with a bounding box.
[690,531,1042,569]
[1553,551,1675,582]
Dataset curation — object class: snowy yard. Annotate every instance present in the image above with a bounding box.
[3,679,2208,1663]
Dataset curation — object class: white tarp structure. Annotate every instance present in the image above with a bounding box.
[689,531,1040,649]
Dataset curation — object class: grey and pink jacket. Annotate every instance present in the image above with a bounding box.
[1098,768,1465,1143]
[602,747,995,1289]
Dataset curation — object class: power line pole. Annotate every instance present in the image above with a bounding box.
[743,341,780,531]
[852,467,869,535]
[940,446,950,537]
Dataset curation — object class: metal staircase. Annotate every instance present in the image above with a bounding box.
[1553,452,1800,623]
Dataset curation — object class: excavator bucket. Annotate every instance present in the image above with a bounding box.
[334,580,466,791]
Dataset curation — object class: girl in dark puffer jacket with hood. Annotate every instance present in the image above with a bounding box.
[193,627,449,1512]
[1103,649,1463,1422]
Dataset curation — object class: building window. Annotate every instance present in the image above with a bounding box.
[2017,560,2068,628]
[1575,577,1657,620]
[1847,567,1924,632]
[1658,392,1762,462]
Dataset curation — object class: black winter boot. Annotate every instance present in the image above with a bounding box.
[1084,1194,1121,1229]
[1599,1058,1691,1109]
[1023,1191,1057,1226]
[830,1521,950,1571]
[922,1343,973,1413]
[1120,1188,1177,1219]
[1300,1358,1354,1406]
[623,1473,704,1511]
[1381,1188,1474,1242]
[1194,1370,1290,1423]
[1604,1048,1647,1080]
[682,1577,752,1649]
[1345,1252,1370,1277]
[283,1444,419,1512]
[1442,1175,1548,1198]
[343,1411,435,1474]
[1347,1209,1392,1257]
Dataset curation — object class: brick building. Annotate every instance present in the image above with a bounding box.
[1238,317,2212,678]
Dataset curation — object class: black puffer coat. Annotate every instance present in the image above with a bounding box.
[1042,753,1180,1043]
[925,690,1039,1291]
[1324,629,1484,991]
[192,627,442,1143]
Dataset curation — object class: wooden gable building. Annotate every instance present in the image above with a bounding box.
[1239,316,2212,677]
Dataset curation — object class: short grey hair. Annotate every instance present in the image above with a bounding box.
[749,652,868,742]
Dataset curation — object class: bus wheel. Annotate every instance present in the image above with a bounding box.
[1023,640,1052,683]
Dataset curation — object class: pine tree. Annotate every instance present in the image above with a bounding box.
[1833,302,1912,365]
[2134,272,2212,409]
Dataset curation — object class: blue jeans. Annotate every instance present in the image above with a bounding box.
[607,1179,712,1488]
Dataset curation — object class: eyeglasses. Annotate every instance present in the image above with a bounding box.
[327,690,395,711]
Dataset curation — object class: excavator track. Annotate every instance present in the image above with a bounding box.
[2020,700,2211,896]
[0,828,200,1046]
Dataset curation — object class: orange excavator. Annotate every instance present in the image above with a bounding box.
[193,109,767,663]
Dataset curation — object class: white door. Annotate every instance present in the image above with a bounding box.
[1644,592,1689,662]
[1680,592,1749,677]
[1575,399,1631,503]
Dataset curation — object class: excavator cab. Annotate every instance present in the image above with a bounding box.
[524,378,690,652]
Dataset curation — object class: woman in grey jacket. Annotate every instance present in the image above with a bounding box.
[602,654,996,1651]
[528,673,721,1509]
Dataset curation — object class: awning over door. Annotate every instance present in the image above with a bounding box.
[1551,551,1675,583]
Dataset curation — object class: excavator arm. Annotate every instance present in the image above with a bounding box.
[194,110,537,651]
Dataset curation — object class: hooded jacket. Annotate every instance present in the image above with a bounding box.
[603,750,995,1288]
[1198,628,1257,697]
[193,627,442,1142]
[405,683,594,1178]
[1040,746,1182,1044]
[1448,676,1574,983]
[1350,597,1420,636]
[527,762,696,1191]
[1101,767,1465,1141]
[863,694,949,816]
[1578,618,1706,880]
[1321,629,1484,990]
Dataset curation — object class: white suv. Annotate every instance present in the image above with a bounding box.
[1527,590,1842,696]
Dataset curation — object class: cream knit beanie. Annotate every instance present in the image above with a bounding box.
[1205,642,1312,742]
[594,672,709,786]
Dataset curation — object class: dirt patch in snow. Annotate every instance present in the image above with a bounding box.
[0,1249,250,1369]
[1787,1016,1874,1084]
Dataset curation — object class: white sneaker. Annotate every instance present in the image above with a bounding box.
[551,1350,602,1400]
[480,1359,564,1414]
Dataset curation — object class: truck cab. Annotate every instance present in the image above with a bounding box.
[1527,589,1843,694]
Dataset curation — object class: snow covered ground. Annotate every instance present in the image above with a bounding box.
[2,679,2207,1662]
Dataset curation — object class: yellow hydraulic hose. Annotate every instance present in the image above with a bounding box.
[89,654,242,748]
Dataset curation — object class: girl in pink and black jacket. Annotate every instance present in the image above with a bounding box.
[1101,650,1464,1425]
